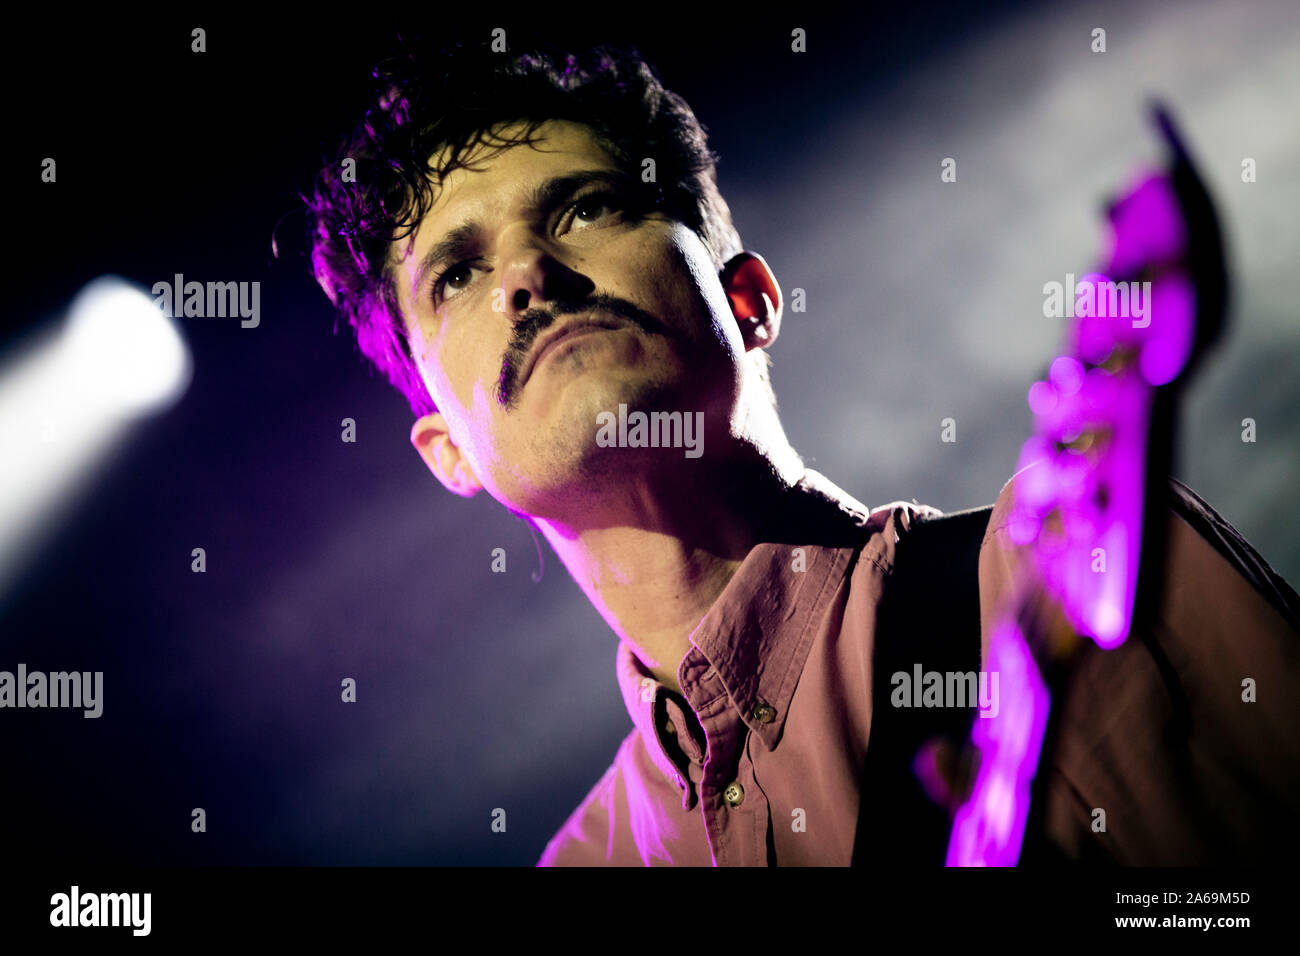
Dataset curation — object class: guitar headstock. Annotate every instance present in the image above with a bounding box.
[1003,103,1227,649]
[945,104,1228,866]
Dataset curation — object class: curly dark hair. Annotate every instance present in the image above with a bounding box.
[304,39,757,419]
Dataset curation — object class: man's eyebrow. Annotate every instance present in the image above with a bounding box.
[412,168,636,297]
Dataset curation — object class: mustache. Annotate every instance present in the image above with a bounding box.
[496,293,665,409]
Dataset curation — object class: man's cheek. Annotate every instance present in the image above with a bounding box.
[664,234,725,323]
[434,339,487,417]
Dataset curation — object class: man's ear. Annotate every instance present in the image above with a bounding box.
[410,411,482,498]
[719,250,782,351]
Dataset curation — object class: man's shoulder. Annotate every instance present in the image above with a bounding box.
[849,497,950,578]
[535,729,638,866]
[983,463,1034,540]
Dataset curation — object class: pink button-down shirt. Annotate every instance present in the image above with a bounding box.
[537,469,941,866]
[538,463,1300,866]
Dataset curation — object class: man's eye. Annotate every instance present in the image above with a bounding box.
[566,192,623,230]
[433,261,479,302]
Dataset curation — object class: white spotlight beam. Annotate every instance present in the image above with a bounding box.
[0,277,191,599]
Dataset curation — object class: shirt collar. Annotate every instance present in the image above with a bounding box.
[615,468,876,787]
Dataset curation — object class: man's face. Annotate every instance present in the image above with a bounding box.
[393,119,750,517]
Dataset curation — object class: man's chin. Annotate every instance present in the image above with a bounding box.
[524,375,683,454]
[528,367,682,418]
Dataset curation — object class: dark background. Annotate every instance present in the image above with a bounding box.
[3,1,1296,865]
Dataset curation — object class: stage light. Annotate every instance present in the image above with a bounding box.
[62,277,191,415]
[0,277,192,600]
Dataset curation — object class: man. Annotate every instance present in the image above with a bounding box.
[305,41,1300,865]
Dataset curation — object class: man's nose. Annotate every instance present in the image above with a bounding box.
[499,232,594,318]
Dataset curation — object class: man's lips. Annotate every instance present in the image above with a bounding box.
[519,316,634,386]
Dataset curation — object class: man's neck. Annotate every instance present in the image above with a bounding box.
[532,447,854,696]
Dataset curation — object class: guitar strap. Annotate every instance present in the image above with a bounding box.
[851,503,992,866]
[1166,475,1300,631]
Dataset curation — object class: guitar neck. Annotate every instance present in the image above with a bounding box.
[944,103,1228,867]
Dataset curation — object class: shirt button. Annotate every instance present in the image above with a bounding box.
[723,782,745,807]
[753,702,776,723]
